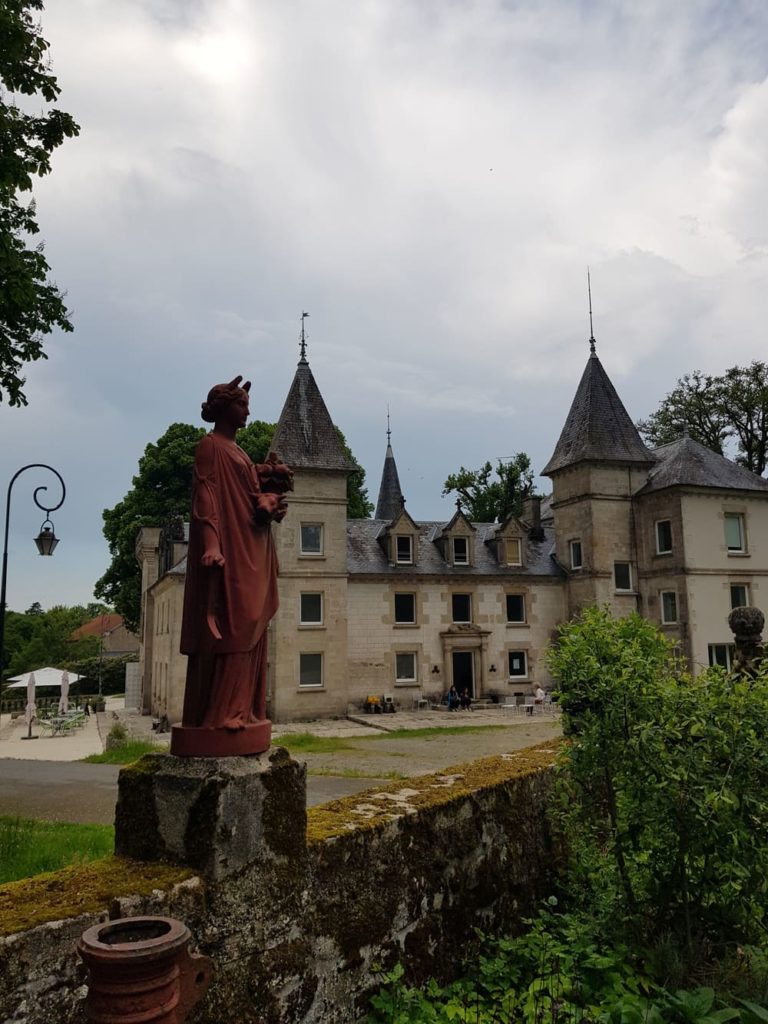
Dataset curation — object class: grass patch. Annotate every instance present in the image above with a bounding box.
[363,724,511,741]
[308,767,408,780]
[82,740,168,764]
[276,732,356,754]
[0,816,114,885]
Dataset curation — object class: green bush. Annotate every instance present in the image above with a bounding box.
[548,608,768,948]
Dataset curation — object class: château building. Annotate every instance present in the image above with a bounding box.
[135,333,768,723]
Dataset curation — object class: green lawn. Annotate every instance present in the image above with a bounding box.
[276,732,356,754]
[0,816,114,885]
[364,724,509,741]
[82,740,168,764]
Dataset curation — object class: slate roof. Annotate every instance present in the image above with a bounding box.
[638,437,768,495]
[543,350,655,475]
[272,357,355,471]
[375,444,404,520]
[347,519,563,577]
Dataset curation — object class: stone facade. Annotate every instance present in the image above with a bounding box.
[135,347,768,723]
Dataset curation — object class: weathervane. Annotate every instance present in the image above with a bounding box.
[299,311,309,362]
[587,268,596,356]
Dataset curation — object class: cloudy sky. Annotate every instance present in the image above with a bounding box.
[2,0,768,612]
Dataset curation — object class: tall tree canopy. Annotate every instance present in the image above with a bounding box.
[0,0,79,406]
[1,603,99,680]
[95,420,372,631]
[637,362,768,477]
[442,453,533,522]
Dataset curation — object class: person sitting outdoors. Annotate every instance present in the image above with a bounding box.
[460,688,473,711]
[447,685,461,711]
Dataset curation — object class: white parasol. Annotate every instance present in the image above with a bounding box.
[25,671,37,729]
[58,670,70,714]
[8,667,83,689]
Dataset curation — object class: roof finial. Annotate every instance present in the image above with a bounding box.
[455,497,462,512]
[299,311,309,363]
[587,268,596,356]
[386,405,391,445]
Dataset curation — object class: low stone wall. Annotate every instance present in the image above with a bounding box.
[0,742,557,1024]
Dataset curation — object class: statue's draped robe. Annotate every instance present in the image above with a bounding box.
[180,433,278,729]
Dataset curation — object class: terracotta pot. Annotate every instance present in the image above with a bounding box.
[78,916,213,1024]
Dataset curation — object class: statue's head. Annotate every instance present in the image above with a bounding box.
[728,605,765,640]
[201,376,251,424]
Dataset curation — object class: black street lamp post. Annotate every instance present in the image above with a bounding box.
[0,465,66,699]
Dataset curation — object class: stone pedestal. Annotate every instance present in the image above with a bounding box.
[114,747,307,880]
[170,719,271,758]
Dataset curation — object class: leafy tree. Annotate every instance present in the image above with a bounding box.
[548,607,768,948]
[638,363,768,476]
[442,452,533,522]
[95,419,372,631]
[0,0,80,406]
[335,426,373,519]
[1,603,98,680]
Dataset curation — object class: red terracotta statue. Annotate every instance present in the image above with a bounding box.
[170,376,292,757]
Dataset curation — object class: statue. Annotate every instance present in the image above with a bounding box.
[728,606,765,681]
[170,376,292,757]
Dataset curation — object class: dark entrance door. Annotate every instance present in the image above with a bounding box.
[452,651,474,698]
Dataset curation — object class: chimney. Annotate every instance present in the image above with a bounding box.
[529,496,545,542]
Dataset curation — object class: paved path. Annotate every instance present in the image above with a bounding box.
[0,700,561,824]
[0,759,392,823]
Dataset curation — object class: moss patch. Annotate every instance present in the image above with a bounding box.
[0,856,194,938]
[306,739,560,844]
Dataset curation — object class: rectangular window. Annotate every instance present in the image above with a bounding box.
[395,652,417,682]
[299,652,323,687]
[300,523,323,555]
[452,593,472,623]
[730,584,749,610]
[396,535,413,563]
[394,592,416,624]
[453,537,469,565]
[725,513,745,552]
[656,519,673,554]
[708,644,735,671]
[506,538,522,566]
[570,540,583,570]
[661,590,678,624]
[300,592,323,625]
[506,593,526,623]
[508,650,528,678]
[614,562,632,591]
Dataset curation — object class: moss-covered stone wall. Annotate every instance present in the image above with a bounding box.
[0,742,557,1024]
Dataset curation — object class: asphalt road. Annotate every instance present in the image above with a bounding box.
[0,759,389,824]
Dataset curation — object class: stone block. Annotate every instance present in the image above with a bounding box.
[114,747,307,881]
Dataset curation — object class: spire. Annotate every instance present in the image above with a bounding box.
[375,416,405,519]
[542,348,654,476]
[588,268,596,356]
[299,311,309,364]
[272,324,354,472]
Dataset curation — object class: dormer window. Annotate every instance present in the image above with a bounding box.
[453,537,469,565]
[396,535,413,564]
[506,538,522,566]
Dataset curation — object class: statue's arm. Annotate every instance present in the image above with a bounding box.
[192,439,224,567]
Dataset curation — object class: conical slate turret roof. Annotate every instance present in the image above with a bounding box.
[543,348,654,475]
[375,442,404,520]
[272,355,354,471]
